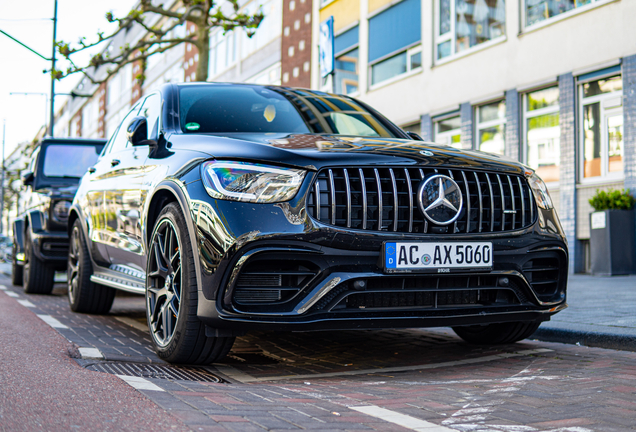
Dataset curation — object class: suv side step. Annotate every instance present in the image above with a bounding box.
[90,270,145,294]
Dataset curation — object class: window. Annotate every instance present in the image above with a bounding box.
[368,0,421,86]
[42,145,101,178]
[437,0,505,61]
[580,75,623,180]
[139,94,162,140]
[208,30,236,78]
[524,0,606,28]
[476,100,506,155]
[109,103,142,154]
[435,115,463,149]
[524,86,560,183]
[334,26,359,95]
[245,62,282,85]
[241,0,282,58]
[402,122,421,135]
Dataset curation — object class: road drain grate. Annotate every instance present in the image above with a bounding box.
[85,362,225,383]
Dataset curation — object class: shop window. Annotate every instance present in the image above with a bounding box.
[524,86,560,183]
[436,0,506,61]
[524,0,606,29]
[476,100,506,155]
[435,115,464,149]
[334,26,359,95]
[580,75,623,180]
[368,0,421,86]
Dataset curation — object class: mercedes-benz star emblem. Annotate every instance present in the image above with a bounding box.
[417,174,463,225]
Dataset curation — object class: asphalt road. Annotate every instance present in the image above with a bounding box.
[1,274,636,432]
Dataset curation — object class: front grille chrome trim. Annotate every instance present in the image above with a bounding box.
[307,167,536,235]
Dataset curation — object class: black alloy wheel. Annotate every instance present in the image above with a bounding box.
[67,220,115,314]
[146,203,234,364]
[147,217,182,347]
[23,230,54,294]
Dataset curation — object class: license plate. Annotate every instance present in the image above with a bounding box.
[384,242,493,272]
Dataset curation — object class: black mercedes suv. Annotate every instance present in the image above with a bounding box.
[68,83,568,364]
[13,138,105,293]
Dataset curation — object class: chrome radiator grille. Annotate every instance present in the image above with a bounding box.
[306,167,536,234]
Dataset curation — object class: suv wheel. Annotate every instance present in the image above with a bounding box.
[67,220,115,314]
[452,321,541,345]
[11,241,23,286]
[23,230,55,294]
[146,203,234,364]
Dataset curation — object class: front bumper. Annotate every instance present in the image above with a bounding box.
[187,177,568,332]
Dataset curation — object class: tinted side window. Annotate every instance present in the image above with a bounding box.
[109,103,141,154]
[139,94,162,140]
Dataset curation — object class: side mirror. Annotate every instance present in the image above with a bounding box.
[127,116,149,146]
[21,171,34,186]
[406,131,423,141]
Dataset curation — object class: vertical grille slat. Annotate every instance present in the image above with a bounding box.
[343,169,351,228]
[496,174,506,232]
[485,173,495,231]
[389,169,398,232]
[328,169,336,225]
[474,172,483,233]
[308,167,536,235]
[507,176,516,228]
[374,168,383,231]
[359,169,367,230]
[404,168,413,233]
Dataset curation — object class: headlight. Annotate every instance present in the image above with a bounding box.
[52,200,71,223]
[526,171,553,210]
[201,161,306,203]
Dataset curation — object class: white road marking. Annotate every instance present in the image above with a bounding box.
[0,285,6,290]
[78,347,104,359]
[114,316,149,333]
[116,375,165,392]
[37,314,69,329]
[352,405,456,432]
[5,291,19,298]
[17,299,36,307]
[233,348,553,383]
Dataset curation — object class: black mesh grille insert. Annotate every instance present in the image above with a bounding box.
[306,167,536,234]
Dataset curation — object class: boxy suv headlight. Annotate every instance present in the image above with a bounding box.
[526,172,553,210]
[52,200,72,223]
[201,161,306,203]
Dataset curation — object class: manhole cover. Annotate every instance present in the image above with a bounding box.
[85,362,225,383]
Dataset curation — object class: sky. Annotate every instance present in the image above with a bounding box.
[0,0,135,156]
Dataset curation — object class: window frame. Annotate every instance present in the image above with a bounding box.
[434,114,463,149]
[368,44,422,89]
[476,100,506,155]
[434,0,507,64]
[522,86,560,186]
[578,75,624,184]
[521,0,619,33]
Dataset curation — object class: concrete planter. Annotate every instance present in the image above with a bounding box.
[589,209,635,275]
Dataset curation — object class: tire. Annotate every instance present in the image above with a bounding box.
[11,242,23,286]
[146,203,234,365]
[67,219,115,314]
[452,321,541,345]
[23,230,55,294]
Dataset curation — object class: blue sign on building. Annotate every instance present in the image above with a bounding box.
[319,16,334,78]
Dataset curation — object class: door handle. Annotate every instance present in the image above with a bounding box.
[88,166,96,174]
[111,159,121,167]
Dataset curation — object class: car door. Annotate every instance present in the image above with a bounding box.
[105,93,164,272]
[85,102,148,272]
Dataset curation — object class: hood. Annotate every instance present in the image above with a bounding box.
[168,132,527,175]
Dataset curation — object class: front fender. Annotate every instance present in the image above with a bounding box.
[146,180,204,298]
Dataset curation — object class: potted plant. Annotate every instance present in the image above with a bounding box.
[588,189,635,275]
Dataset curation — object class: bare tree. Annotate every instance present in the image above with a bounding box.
[54,0,264,84]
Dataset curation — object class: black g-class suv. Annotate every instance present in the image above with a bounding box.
[12,138,105,293]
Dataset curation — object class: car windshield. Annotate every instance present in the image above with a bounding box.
[42,144,101,178]
[178,85,399,138]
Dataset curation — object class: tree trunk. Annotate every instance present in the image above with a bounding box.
[195,28,210,82]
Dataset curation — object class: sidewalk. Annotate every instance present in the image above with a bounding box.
[2,262,634,351]
[532,273,636,351]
